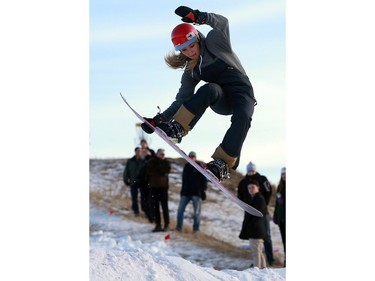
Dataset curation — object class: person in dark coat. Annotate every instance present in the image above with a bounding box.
[273,167,286,267]
[237,162,275,266]
[175,151,208,232]
[140,139,155,160]
[136,139,156,223]
[239,179,268,269]
[145,148,171,232]
[135,158,153,223]
[123,147,144,215]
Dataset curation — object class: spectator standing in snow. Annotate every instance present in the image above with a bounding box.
[273,167,286,267]
[239,179,268,269]
[123,147,145,216]
[140,139,155,160]
[176,151,208,232]
[135,159,153,223]
[237,162,275,266]
[136,139,156,223]
[145,148,171,232]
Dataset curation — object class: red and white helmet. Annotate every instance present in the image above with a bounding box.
[171,23,199,51]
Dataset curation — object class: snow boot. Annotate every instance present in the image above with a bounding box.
[157,105,195,143]
[173,105,195,134]
[206,159,230,182]
[211,145,238,169]
[207,145,239,181]
[152,225,163,232]
[157,120,185,143]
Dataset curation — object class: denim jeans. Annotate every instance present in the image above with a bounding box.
[176,195,201,231]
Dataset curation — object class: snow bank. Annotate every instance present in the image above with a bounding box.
[90,233,286,281]
[89,207,286,280]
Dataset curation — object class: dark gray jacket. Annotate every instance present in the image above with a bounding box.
[123,156,144,186]
[162,12,248,120]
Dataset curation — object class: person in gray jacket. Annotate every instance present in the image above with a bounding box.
[142,6,257,182]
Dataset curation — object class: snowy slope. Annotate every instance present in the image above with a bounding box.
[90,159,286,280]
[90,207,285,281]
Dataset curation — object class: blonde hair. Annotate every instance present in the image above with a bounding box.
[164,38,201,73]
[164,52,199,73]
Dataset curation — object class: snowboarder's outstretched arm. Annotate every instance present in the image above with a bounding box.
[175,6,207,25]
[175,6,229,40]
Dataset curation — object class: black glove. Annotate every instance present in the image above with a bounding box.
[141,114,164,134]
[175,6,207,25]
[201,190,206,201]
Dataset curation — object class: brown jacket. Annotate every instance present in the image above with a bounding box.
[145,156,171,188]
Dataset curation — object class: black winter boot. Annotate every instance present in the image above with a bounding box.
[157,121,185,143]
[152,225,163,232]
[206,159,230,182]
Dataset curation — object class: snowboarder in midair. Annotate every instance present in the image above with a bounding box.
[142,6,257,181]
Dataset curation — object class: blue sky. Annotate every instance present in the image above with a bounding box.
[90,0,285,183]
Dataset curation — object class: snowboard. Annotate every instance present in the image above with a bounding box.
[120,93,263,217]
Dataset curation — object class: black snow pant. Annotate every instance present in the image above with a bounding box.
[184,59,256,159]
[149,187,170,227]
[140,185,153,222]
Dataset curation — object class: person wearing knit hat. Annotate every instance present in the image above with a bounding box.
[246,162,257,173]
[237,161,275,266]
[188,151,197,158]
